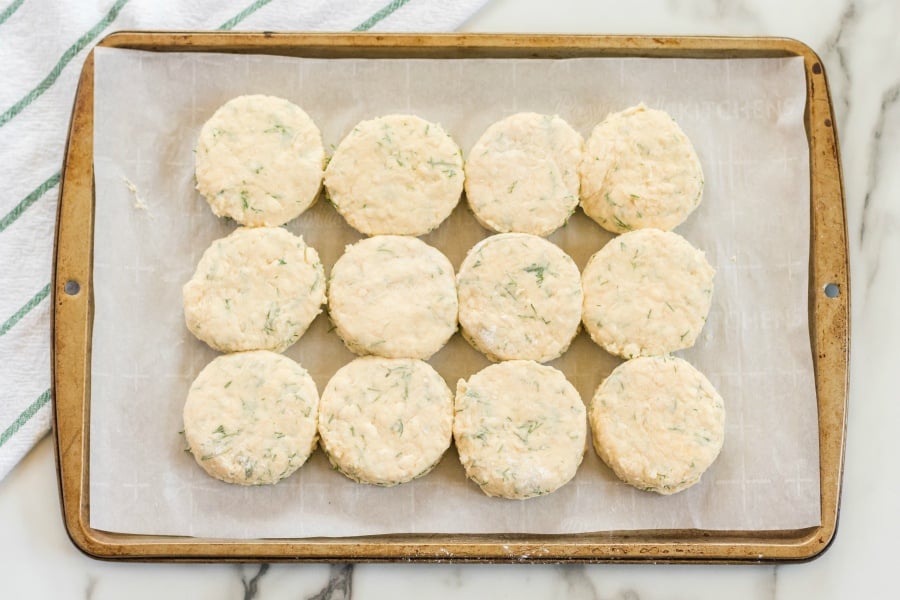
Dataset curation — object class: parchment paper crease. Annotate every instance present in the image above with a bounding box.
[90,48,818,538]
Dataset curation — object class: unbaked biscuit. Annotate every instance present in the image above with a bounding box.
[457,233,583,362]
[581,228,714,358]
[589,355,725,495]
[327,236,457,359]
[182,227,325,353]
[464,112,583,236]
[183,351,319,485]
[324,114,464,236]
[195,95,325,227]
[317,357,453,486]
[454,360,586,499]
[580,104,703,233]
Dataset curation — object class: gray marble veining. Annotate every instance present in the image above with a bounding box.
[859,81,900,294]
[239,564,270,600]
[308,565,353,600]
[822,1,857,133]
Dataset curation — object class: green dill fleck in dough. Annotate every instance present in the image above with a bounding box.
[317,357,452,486]
[454,361,585,499]
[523,263,547,286]
[263,310,276,335]
[613,215,633,231]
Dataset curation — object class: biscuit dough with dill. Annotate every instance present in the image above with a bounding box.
[464,112,583,236]
[581,228,714,359]
[327,236,457,359]
[580,103,704,233]
[454,360,586,500]
[589,355,725,495]
[324,114,464,236]
[317,357,453,486]
[182,227,325,353]
[195,95,325,227]
[183,351,320,486]
[457,233,583,362]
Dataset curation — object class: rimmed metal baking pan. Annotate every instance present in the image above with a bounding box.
[52,32,849,562]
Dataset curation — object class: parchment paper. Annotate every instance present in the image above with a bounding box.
[90,47,818,538]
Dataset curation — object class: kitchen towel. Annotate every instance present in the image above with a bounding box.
[0,0,489,481]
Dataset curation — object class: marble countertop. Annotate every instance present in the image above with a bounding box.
[2,0,896,597]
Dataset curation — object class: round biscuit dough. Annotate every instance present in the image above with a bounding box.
[183,351,320,486]
[195,95,325,227]
[328,236,458,359]
[454,360,586,499]
[581,228,714,358]
[323,114,464,236]
[464,113,583,236]
[318,357,453,486]
[589,355,725,495]
[457,233,583,362]
[579,103,704,233]
[182,227,325,353]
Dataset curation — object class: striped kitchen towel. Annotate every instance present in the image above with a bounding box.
[0,0,489,480]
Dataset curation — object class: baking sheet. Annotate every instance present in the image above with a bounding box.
[89,47,818,538]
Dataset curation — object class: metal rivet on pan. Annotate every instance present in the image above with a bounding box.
[64,280,81,296]
[824,283,839,298]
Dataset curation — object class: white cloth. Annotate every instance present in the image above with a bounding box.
[0,0,488,480]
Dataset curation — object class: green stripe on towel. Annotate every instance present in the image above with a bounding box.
[0,389,51,449]
[0,170,60,233]
[0,0,130,128]
[217,0,275,30]
[0,0,26,27]
[0,283,50,337]
[354,0,414,31]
